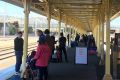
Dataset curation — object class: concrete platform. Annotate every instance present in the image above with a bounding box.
[5,48,120,80]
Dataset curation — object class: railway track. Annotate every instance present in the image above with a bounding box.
[0,38,14,41]
[0,44,37,60]
[0,46,13,50]
[0,42,37,52]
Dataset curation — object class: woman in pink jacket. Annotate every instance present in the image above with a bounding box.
[34,34,51,80]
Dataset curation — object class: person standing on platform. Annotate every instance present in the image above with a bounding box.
[59,33,68,62]
[44,29,55,53]
[75,33,80,43]
[34,34,51,80]
[14,31,24,75]
[36,29,43,42]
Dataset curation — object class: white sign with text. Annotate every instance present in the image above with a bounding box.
[75,47,87,64]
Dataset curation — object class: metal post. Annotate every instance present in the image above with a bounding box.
[101,6,105,64]
[58,10,61,38]
[74,28,76,39]
[97,9,101,56]
[3,14,6,37]
[70,25,72,41]
[95,27,98,44]
[21,0,30,78]
[35,18,37,36]
[46,0,51,31]
[103,0,112,79]
[96,25,99,50]
[68,25,71,46]
[65,15,67,37]
[98,23,100,55]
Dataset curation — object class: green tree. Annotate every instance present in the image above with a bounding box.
[9,26,16,35]
[28,27,33,33]
[8,22,16,35]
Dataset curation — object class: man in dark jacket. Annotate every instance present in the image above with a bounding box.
[59,33,68,62]
[44,29,54,52]
[14,31,24,75]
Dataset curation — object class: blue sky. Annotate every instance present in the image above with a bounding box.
[0,1,45,18]
[0,1,120,27]
[111,16,120,27]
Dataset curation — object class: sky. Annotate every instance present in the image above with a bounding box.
[0,1,45,18]
[111,16,120,28]
[0,1,120,28]
[0,1,58,24]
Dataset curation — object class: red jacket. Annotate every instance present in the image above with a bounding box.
[34,44,51,67]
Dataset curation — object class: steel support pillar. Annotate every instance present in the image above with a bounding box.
[21,0,30,78]
[103,0,113,79]
[100,6,105,64]
[65,15,68,37]
[46,0,51,31]
[58,10,61,38]
[98,23,100,56]
[3,14,6,37]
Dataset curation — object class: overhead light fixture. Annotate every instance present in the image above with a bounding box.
[39,0,44,2]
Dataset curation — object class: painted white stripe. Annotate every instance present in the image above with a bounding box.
[0,65,15,80]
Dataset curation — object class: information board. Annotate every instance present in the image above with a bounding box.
[75,47,87,64]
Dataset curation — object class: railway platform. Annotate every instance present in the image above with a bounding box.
[1,0,120,80]
[3,48,120,80]
[6,48,98,80]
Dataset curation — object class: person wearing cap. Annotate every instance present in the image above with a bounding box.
[34,34,51,80]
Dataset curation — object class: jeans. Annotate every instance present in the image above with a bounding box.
[15,51,23,72]
[37,66,48,80]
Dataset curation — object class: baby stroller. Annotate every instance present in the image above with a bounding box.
[23,50,38,80]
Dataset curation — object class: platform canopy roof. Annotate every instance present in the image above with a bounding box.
[3,0,120,32]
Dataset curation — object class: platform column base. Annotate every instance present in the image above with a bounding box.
[103,74,113,80]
